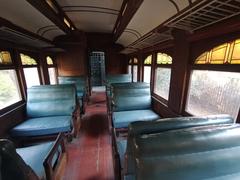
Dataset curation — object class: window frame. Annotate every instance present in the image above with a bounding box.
[183,41,240,121]
[143,54,152,83]
[46,55,58,84]
[0,49,24,114]
[20,52,43,87]
[152,52,172,105]
[128,57,138,82]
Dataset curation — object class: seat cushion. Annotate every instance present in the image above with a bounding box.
[11,116,72,137]
[113,110,160,128]
[16,142,53,179]
[116,139,127,168]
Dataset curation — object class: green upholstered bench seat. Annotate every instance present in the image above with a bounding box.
[126,124,240,180]
[1,134,65,180]
[136,145,240,180]
[11,84,77,138]
[11,116,72,137]
[113,110,160,129]
[16,142,53,179]
[124,115,234,175]
[58,76,87,113]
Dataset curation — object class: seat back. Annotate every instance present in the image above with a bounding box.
[112,83,151,112]
[135,124,240,180]
[0,139,38,180]
[128,114,234,136]
[27,84,76,118]
[125,114,234,174]
[58,76,86,97]
[105,74,132,85]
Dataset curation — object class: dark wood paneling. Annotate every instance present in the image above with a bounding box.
[168,29,190,114]
[152,97,179,118]
[0,104,26,137]
[56,33,127,76]
[57,47,87,76]
[87,33,127,75]
[113,0,144,40]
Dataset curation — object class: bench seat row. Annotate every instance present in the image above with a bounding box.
[110,82,160,129]
[114,114,240,180]
[1,76,88,180]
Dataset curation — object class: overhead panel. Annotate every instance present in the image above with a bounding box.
[56,0,123,33]
[0,0,65,41]
[117,0,190,47]
[165,0,240,31]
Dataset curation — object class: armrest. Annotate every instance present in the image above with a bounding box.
[43,133,67,180]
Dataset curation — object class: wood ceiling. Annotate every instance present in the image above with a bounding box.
[0,0,239,52]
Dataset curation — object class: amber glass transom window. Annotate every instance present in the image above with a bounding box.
[157,53,172,65]
[0,51,12,65]
[196,39,240,64]
[46,56,54,65]
[20,53,37,65]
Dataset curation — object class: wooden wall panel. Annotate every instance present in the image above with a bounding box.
[57,47,87,76]
[56,33,127,76]
[0,104,25,137]
[105,48,127,74]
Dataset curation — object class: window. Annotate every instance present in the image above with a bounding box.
[46,56,57,84]
[133,58,138,82]
[154,53,172,100]
[0,51,22,110]
[196,39,240,64]
[143,55,152,83]
[186,39,240,120]
[128,58,138,82]
[0,51,12,65]
[20,53,40,88]
[128,59,132,75]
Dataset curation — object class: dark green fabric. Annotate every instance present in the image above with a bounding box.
[58,76,86,97]
[137,145,240,180]
[27,84,76,118]
[125,115,234,175]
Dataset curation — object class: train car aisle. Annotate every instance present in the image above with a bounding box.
[63,90,115,180]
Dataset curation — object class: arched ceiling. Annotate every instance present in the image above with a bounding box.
[0,0,65,41]
[56,0,123,33]
[117,0,191,47]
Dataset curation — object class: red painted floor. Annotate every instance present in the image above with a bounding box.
[63,92,115,180]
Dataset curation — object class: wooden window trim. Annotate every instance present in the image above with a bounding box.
[153,52,172,104]
[183,65,240,122]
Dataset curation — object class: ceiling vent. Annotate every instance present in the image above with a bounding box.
[165,0,240,31]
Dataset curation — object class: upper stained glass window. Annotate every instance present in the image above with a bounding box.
[144,55,152,65]
[46,56,54,65]
[195,39,240,64]
[0,51,12,65]
[20,53,37,66]
[157,53,172,65]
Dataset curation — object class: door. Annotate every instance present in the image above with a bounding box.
[89,51,105,86]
